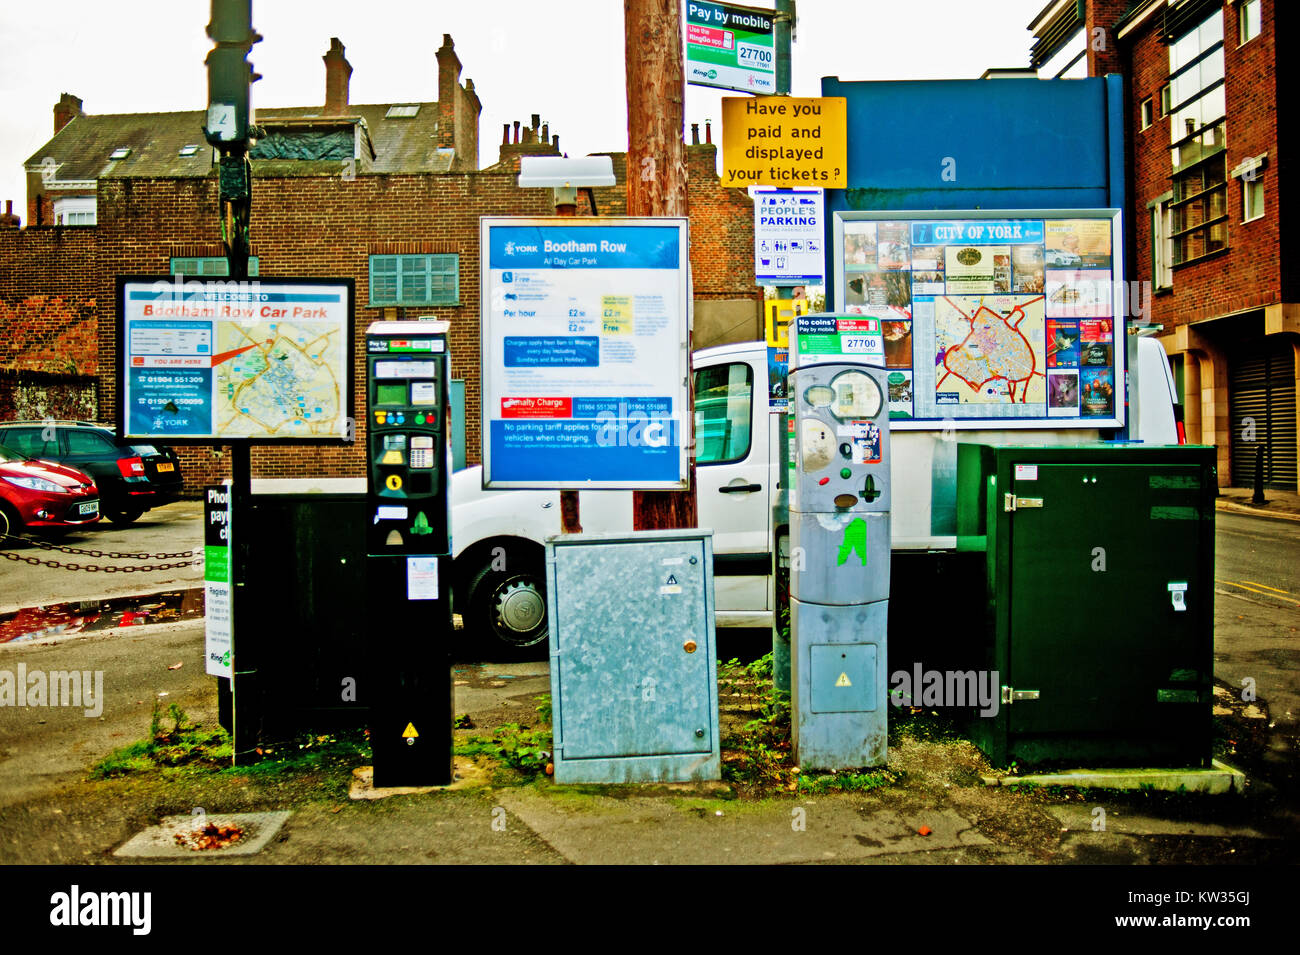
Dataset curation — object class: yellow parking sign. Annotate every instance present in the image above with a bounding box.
[722,96,847,189]
[765,297,807,348]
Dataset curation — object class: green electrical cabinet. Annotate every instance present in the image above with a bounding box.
[956,444,1216,768]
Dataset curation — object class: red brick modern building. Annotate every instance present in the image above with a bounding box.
[0,35,761,491]
[1031,0,1296,489]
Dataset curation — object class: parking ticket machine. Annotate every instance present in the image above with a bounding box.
[788,360,891,770]
[366,323,450,557]
[364,320,452,787]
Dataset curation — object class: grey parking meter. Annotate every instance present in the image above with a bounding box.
[789,361,890,769]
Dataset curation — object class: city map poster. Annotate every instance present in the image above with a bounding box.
[833,211,1123,429]
[118,277,352,442]
[480,218,690,489]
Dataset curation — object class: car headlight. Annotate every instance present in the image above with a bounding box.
[3,475,68,493]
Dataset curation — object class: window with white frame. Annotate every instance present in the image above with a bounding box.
[1141,98,1154,130]
[1243,176,1264,222]
[1169,10,1225,168]
[1169,9,1228,264]
[1239,0,1262,45]
[53,196,96,225]
[1152,198,1174,291]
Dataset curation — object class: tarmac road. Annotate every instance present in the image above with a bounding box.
[1214,512,1300,729]
[0,501,204,613]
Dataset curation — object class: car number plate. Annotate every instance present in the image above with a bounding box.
[79,501,99,516]
[156,463,175,472]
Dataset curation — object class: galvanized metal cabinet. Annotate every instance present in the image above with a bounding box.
[957,444,1216,767]
[546,530,720,783]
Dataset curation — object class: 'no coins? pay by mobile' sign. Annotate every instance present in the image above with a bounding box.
[722,96,846,189]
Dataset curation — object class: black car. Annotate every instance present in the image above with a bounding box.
[0,421,183,523]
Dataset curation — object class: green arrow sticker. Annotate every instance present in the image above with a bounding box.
[837,517,868,566]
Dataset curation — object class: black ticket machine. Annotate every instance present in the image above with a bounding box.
[366,320,450,556]
[364,320,452,787]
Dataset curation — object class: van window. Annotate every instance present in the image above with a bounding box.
[693,363,753,465]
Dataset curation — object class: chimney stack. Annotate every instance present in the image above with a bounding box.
[435,34,462,150]
[323,38,352,115]
[0,200,20,229]
[53,93,82,135]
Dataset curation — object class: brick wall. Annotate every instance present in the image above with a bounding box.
[0,225,99,376]
[3,139,762,494]
[1087,0,1130,75]
[1120,1,1290,485]
[590,145,760,305]
[91,169,556,489]
[1126,0,1282,329]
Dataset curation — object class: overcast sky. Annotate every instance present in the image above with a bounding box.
[0,0,1049,218]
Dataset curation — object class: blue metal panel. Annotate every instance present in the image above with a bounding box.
[822,77,1115,210]
[1105,74,1127,212]
[810,643,877,713]
[546,530,721,783]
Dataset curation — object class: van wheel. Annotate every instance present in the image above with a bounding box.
[466,556,548,659]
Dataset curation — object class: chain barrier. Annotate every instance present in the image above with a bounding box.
[0,551,203,572]
[0,532,199,560]
[0,532,203,573]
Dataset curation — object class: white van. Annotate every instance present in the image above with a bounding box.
[449,334,1183,654]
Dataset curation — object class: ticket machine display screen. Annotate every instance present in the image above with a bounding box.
[375,382,407,406]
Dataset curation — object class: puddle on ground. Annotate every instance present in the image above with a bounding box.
[0,588,205,644]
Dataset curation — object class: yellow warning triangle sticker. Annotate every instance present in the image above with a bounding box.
[401,722,419,738]
[835,672,852,687]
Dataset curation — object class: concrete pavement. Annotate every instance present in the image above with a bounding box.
[1,500,1298,867]
[1,619,1297,866]
[1215,486,1300,522]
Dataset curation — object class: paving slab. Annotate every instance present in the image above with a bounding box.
[493,790,990,865]
[1044,804,1276,840]
[262,798,567,865]
[981,760,1246,795]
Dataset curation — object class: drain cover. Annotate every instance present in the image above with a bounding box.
[114,811,291,859]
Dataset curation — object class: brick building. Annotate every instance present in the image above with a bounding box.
[1030,0,1297,489]
[0,35,762,491]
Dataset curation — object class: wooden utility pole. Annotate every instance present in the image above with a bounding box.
[624,0,697,529]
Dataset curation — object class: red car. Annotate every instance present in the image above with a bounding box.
[0,445,100,539]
